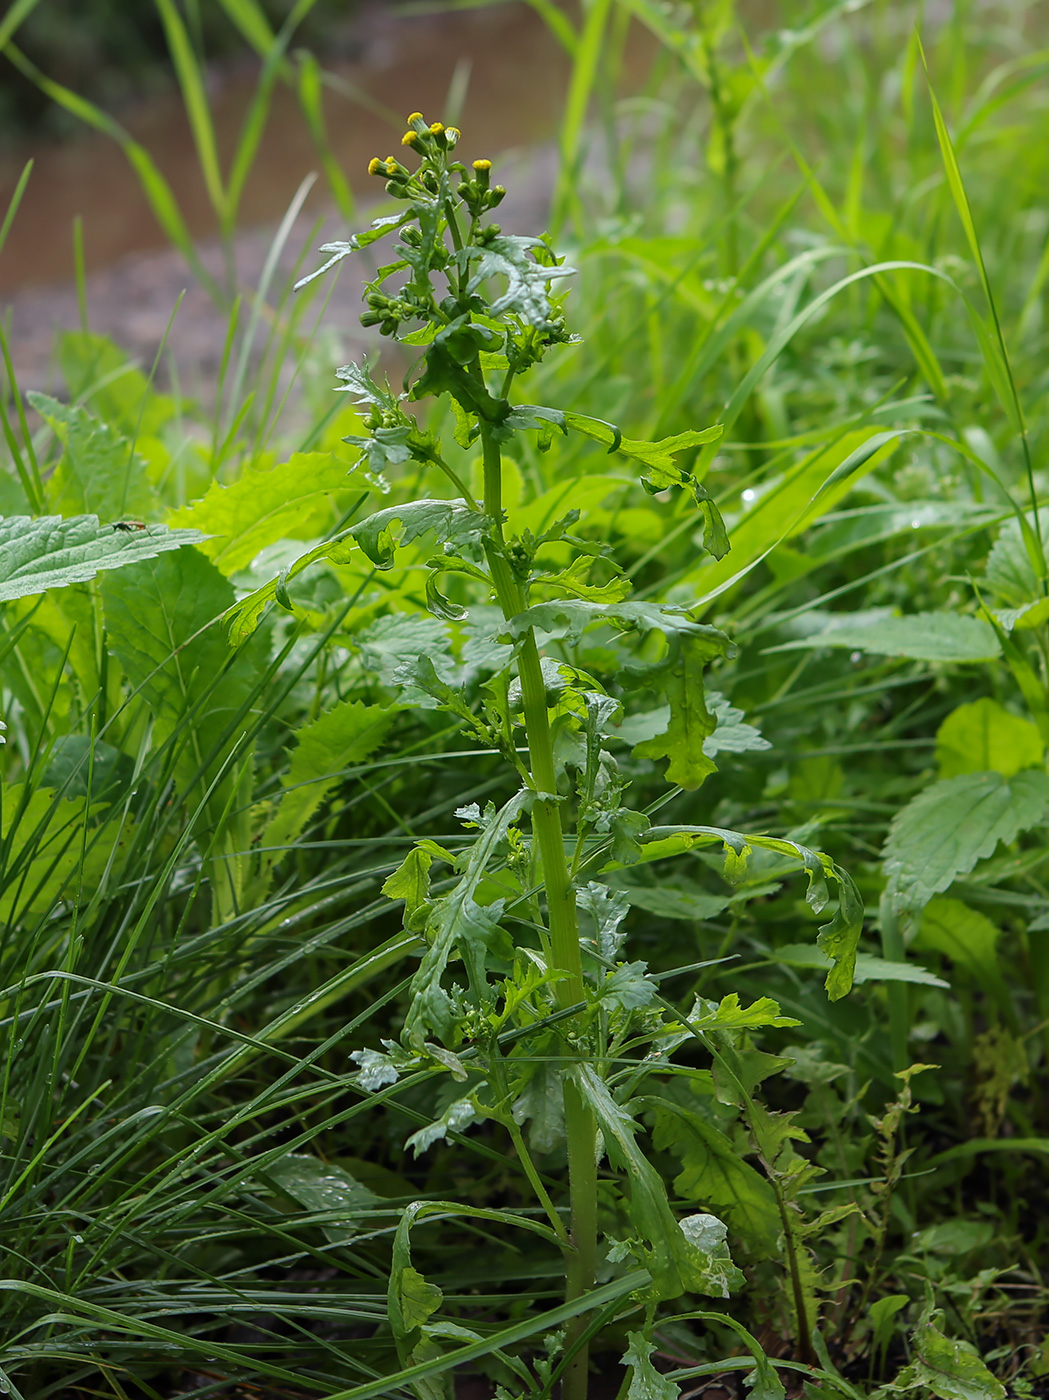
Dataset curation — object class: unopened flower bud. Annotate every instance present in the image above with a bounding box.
[401,130,419,148]
[489,185,506,208]
[367,157,384,176]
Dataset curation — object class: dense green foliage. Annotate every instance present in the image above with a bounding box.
[1,0,1048,1397]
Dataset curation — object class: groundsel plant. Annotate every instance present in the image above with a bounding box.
[255,112,865,1397]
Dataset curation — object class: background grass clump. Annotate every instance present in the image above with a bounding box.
[0,0,1049,1397]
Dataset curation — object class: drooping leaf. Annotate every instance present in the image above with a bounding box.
[167,451,355,575]
[505,598,729,649]
[383,847,434,933]
[634,634,728,790]
[883,770,1049,914]
[773,610,1000,663]
[573,1064,744,1301]
[31,391,158,521]
[0,516,204,603]
[350,498,485,569]
[935,697,1043,778]
[772,944,949,987]
[641,825,863,999]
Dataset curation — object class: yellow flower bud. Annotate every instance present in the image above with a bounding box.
[402,131,418,147]
[473,159,492,171]
[407,112,424,124]
[429,121,445,134]
[367,157,383,176]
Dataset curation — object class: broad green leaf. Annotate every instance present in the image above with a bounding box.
[0,782,129,925]
[0,516,204,603]
[650,1100,780,1255]
[100,547,268,801]
[58,331,178,438]
[704,691,771,755]
[772,944,949,987]
[936,697,1043,778]
[616,884,731,921]
[696,992,801,1030]
[261,700,399,875]
[264,1154,381,1245]
[772,611,1000,663]
[883,770,1049,914]
[30,391,158,521]
[913,898,1007,998]
[167,451,355,575]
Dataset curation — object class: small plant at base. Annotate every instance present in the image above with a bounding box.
[283,112,865,1397]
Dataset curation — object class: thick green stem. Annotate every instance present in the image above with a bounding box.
[480,420,598,1400]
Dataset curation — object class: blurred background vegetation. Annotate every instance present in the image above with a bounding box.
[0,0,363,140]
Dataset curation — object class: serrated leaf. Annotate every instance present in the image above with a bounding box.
[261,700,399,877]
[772,610,1000,663]
[167,451,354,575]
[642,824,862,998]
[883,770,1049,914]
[700,992,801,1030]
[100,547,267,803]
[0,516,204,602]
[622,1332,677,1400]
[935,698,1043,778]
[30,391,158,521]
[891,1314,1006,1400]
